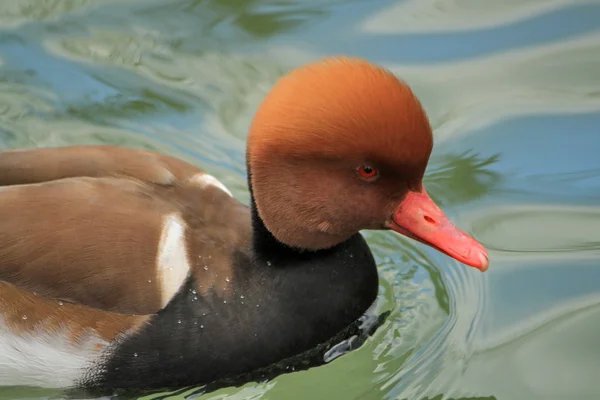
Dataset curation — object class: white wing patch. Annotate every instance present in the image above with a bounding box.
[152,166,176,185]
[0,319,106,388]
[156,213,191,308]
[189,173,233,197]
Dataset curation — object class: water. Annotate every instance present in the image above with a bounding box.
[1,0,599,399]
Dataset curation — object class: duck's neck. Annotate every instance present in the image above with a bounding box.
[247,168,311,257]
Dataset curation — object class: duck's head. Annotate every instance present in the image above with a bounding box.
[247,57,488,271]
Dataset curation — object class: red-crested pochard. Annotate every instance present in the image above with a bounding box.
[0,57,488,391]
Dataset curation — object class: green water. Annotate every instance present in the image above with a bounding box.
[1,0,600,399]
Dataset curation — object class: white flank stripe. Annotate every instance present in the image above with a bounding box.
[157,213,191,308]
[189,173,233,197]
[0,320,106,388]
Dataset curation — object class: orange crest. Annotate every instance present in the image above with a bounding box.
[248,56,433,178]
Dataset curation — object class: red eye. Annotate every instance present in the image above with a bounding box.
[357,165,378,180]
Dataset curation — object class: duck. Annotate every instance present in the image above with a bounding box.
[0,57,488,391]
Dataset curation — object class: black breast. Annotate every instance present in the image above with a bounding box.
[81,233,379,391]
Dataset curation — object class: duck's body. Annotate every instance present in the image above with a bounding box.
[0,146,378,389]
[0,58,488,391]
[94,230,377,390]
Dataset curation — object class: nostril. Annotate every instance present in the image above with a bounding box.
[424,215,435,224]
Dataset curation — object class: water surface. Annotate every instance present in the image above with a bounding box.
[1,0,599,399]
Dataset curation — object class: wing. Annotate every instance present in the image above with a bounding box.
[0,146,243,315]
[0,145,204,186]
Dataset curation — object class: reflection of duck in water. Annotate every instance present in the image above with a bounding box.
[0,57,488,391]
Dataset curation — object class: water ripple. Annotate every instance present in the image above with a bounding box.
[388,32,600,143]
[0,0,132,30]
[361,0,600,34]
[453,295,600,399]
[472,204,600,254]
[380,253,489,399]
